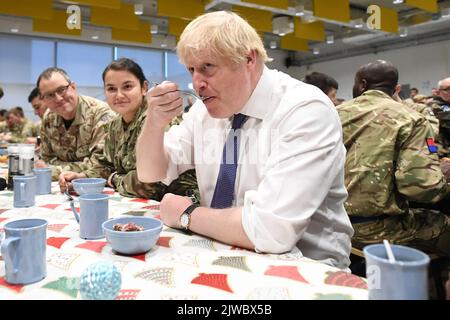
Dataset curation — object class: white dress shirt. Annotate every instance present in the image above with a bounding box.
[163,66,354,269]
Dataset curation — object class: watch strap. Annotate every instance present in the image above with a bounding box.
[181,203,199,230]
[183,203,199,216]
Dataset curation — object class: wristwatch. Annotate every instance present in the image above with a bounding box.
[179,204,199,230]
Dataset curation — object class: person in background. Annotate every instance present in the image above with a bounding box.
[337,60,450,258]
[303,71,340,106]
[395,84,440,138]
[25,87,49,147]
[405,87,419,104]
[136,11,353,269]
[59,58,199,200]
[0,107,35,143]
[430,77,450,158]
[0,109,7,133]
[34,67,115,180]
[412,94,427,104]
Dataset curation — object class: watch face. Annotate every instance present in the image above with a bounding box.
[180,213,189,229]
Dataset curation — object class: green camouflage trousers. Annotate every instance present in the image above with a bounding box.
[352,208,450,257]
[127,168,199,202]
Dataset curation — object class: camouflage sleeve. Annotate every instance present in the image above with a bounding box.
[395,116,448,203]
[431,103,450,128]
[83,122,114,179]
[79,108,114,172]
[112,170,168,201]
[165,169,200,203]
[22,121,36,138]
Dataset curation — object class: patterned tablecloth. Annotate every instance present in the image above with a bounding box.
[0,183,368,300]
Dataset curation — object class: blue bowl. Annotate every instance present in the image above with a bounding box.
[102,216,163,255]
[72,178,106,195]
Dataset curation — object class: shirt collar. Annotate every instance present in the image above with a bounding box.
[238,65,273,121]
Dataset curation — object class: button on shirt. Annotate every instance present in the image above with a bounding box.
[162,66,353,269]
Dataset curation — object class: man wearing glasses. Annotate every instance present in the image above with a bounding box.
[35,67,115,180]
[430,77,450,158]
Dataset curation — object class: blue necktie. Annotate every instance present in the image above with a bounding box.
[210,113,248,209]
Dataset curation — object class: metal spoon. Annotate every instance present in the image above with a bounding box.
[148,81,210,101]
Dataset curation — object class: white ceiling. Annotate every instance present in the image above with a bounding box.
[1,0,449,64]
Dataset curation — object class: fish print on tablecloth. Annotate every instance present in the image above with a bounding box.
[135,267,175,287]
[212,256,251,272]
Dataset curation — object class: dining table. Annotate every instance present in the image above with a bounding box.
[0,181,368,300]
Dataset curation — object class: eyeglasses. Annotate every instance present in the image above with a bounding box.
[438,87,450,93]
[41,83,71,101]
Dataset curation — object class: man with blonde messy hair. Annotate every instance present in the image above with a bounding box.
[137,11,353,269]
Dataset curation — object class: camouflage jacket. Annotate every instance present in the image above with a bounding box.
[40,95,115,180]
[404,101,439,138]
[337,90,448,218]
[430,97,450,157]
[7,118,35,143]
[32,120,41,137]
[0,121,7,134]
[84,102,199,200]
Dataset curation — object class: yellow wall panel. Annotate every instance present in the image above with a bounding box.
[33,10,81,36]
[91,4,139,30]
[232,6,272,33]
[157,0,204,20]
[294,18,325,42]
[280,36,309,52]
[68,0,121,9]
[404,13,432,25]
[380,7,398,33]
[406,0,438,13]
[313,0,350,23]
[245,0,289,10]
[0,0,52,19]
[168,17,191,36]
[112,22,152,44]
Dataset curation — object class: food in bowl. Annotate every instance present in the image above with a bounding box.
[113,222,144,232]
[102,216,163,255]
[72,178,106,195]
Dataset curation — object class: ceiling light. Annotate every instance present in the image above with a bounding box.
[134,3,143,15]
[10,28,19,33]
[91,35,99,40]
[313,47,320,55]
[393,0,404,4]
[269,40,277,49]
[399,27,408,37]
[295,5,305,17]
[150,25,158,34]
[326,35,334,44]
[352,18,364,28]
[272,16,294,36]
[441,8,450,18]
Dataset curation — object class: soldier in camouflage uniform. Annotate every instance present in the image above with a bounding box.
[0,107,35,143]
[34,67,115,180]
[430,77,450,158]
[24,87,49,148]
[59,58,199,201]
[337,60,450,257]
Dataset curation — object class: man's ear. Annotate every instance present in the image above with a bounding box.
[246,50,257,65]
[361,79,368,91]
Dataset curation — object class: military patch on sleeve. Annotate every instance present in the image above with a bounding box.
[426,137,438,153]
[442,105,450,112]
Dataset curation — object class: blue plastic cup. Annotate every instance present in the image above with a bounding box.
[1,218,47,284]
[13,175,36,207]
[33,167,52,195]
[364,243,430,300]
